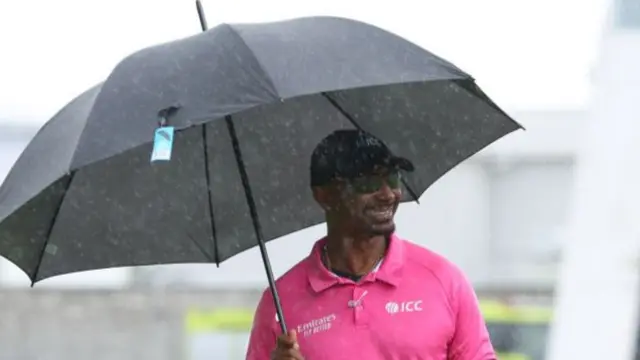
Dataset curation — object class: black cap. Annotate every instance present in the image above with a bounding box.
[310,129,414,187]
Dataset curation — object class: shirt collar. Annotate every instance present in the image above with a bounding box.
[307,233,405,293]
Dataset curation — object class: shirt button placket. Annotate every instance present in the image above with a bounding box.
[352,286,369,327]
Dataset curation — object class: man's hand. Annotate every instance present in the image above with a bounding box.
[270,330,304,360]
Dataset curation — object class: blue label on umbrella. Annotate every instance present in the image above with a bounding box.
[151,126,175,162]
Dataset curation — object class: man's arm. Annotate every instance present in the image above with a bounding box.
[447,269,496,360]
[246,291,278,360]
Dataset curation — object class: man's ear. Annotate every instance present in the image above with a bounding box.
[312,186,333,211]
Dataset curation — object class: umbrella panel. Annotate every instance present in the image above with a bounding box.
[1,80,519,285]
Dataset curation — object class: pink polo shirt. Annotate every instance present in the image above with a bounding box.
[246,234,495,360]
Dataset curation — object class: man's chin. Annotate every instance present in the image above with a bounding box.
[369,222,395,236]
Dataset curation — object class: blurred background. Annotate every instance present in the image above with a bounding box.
[0,0,638,359]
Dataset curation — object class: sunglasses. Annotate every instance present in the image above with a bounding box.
[344,172,402,194]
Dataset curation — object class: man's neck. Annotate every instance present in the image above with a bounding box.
[324,233,389,275]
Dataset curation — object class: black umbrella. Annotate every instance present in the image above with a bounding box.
[0,10,521,332]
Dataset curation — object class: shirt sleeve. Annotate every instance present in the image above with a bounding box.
[447,269,496,360]
[246,290,278,360]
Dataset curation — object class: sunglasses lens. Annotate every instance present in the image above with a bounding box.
[350,173,401,193]
[386,173,401,189]
[351,178,381,193]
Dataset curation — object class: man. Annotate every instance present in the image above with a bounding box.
[246,129,495,360]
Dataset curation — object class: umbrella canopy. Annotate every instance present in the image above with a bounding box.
[0,15,521,331]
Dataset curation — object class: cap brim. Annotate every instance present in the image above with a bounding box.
[391,156,415,172]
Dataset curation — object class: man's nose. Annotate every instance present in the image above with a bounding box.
[375,182,395,199]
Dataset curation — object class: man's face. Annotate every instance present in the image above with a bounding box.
[329,169,402,236]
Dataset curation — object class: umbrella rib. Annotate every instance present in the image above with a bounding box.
[453,80,525,130]
[185,231,214,263]
[320,92,420,203]
[201,124,220,265]
[225,24,280,99]
[30,171,76,286]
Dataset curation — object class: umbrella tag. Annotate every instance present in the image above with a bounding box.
[151,126,175,162]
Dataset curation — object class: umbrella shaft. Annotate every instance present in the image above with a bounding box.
[224,116,288,334]
[195,0,208,31]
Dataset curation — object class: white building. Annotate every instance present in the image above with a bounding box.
[547,0,640,359]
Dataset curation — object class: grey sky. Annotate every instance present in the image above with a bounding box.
[0,0,608,126]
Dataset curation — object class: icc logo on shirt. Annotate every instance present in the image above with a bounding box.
[385,300,423,314]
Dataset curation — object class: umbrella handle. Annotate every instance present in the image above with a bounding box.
[224,115,288,334]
